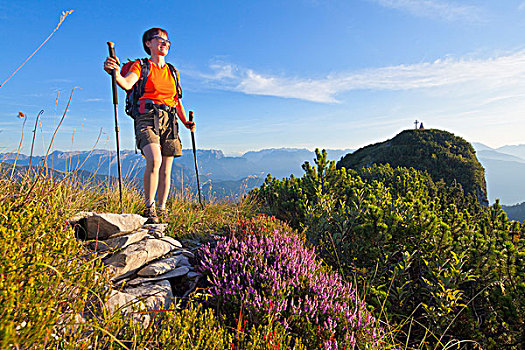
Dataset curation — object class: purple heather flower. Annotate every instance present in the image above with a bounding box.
[198,221,383,348]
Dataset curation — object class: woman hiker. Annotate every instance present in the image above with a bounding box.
[103,27,195,223]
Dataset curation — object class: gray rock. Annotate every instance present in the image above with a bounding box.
[126,266,190,286]
[69,211,95,240]
[143,223,168,231]
[157,236,182,249]
[81,213,148,240]
[105,280,173,326]
[69,211,93,226]
[106,228,149,239]
[173,249,195,259]
[104,237,175,280]
[176,256,191,267]
[137,255,187,277]
[143,224,168,238]
[86,230,150,252]
[187,271,202,279]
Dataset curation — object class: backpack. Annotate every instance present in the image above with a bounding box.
[120,58,183,118]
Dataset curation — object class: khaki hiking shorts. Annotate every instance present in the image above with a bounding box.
[134,109,182,157]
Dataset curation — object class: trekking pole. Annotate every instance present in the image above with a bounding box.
[107,42,124,213]
[189,111,203,208]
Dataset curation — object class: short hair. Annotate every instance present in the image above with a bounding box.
[142,28,169,55]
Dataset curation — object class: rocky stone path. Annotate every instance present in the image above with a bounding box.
[69,212,203,325]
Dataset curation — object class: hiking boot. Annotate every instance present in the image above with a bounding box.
[157,206,170,222]
[143,204,159,224]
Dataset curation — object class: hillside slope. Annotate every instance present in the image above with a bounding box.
[336,129,488,205]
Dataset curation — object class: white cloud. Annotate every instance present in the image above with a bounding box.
[236,69,339,103]
[519,1,525,10]
[199,50,525,103]
[371,0,483,22]
[197,62,339,103]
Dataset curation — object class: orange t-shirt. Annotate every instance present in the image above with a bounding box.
[129,59,178,107]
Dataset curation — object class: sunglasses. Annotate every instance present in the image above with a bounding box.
[151,36,171,46]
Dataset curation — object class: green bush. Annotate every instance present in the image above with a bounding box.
[254,149,525,349]
[337,129,488,205]
[0,175,113,349]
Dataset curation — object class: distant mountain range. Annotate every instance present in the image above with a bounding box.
[0,161,116,187]
[0,148,353,200]
[472,143,525,205]
[2,142,524,207]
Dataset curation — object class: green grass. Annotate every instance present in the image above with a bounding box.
[0,168,268,349]
[5,160,501,349]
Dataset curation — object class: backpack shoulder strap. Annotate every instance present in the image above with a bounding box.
[136,58,150,97]
[167,62,183,99]
[127,58,150,118]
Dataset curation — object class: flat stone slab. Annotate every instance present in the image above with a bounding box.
[143,224,168,238]
[104,237,175,280]
[137,255,187,277]
[157,236,182,249]
[127,266,190,287]
[86,230,150,252]
[176,256,191,267]
[173,249,195,259]
[187,271,202,279]
[75,213,147,240]
[105,280,173,326]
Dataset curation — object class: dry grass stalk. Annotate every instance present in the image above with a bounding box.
[0,10,74,89]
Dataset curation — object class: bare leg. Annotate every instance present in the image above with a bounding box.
[157,155,174,209]
[142,143,163,206]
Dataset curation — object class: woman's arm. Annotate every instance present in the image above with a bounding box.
[175,100,196,132]
[103,56,139,91]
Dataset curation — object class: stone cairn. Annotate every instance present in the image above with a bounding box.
[69,212,203,325]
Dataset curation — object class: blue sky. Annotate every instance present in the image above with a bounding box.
[1,0,525,156]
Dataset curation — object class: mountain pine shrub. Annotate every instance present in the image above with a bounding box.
[337,129,488,205]
[253,149,525,349]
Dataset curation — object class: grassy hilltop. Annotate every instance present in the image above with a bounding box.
[337,129,488,206]
[1,131,525,349]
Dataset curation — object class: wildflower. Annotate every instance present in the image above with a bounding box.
[199,217,383,348]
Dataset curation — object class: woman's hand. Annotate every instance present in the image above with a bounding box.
[104,56,121,75]
[184,120,196,132]
[103,57,138,90]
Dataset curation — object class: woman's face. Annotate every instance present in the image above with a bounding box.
[146,32,170,56]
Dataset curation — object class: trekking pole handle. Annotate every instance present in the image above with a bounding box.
[107,41,116,58]
[107,42,118,105]
[189,110,194,122]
